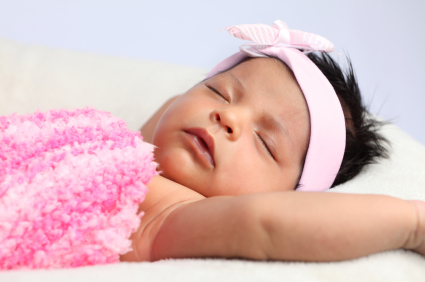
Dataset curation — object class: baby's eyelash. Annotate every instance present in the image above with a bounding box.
[256,133,274,159]
[206,85,228,102]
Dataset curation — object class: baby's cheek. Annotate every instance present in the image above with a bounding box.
[218,156,292,195]
[156,147,188,181]
[210,163,263,196]
[155,146,209,194]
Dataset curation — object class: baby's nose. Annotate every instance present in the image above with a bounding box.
[214,112,233,134]
[212,108,248,140]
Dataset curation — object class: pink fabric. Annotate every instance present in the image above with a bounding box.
[0,108,157,270]
[222,20,334,53]
[207,20,345,192]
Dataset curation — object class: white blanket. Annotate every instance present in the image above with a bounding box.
[1,38,424,281]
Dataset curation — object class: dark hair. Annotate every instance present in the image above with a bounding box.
[306,52,389,188]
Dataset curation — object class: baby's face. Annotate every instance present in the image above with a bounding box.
[153,58,310,196]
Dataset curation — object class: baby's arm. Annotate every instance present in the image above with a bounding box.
[150,188,424,262]
[136,98,424,261]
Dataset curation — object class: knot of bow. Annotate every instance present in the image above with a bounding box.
[222,20,334,57]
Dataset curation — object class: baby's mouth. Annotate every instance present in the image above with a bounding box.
[184,128,215,167]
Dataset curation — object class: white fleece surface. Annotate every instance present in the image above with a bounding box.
[1,38,425,281]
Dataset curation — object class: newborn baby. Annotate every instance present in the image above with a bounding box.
[120,21,425,262]
[1,20,423,270]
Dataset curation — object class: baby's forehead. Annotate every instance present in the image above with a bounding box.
[223,58,303,105]
[231,57,296,80]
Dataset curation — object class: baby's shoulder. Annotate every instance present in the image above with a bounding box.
[121,175,205,261]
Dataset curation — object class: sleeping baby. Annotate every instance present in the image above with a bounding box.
[1,20,424,269]
[120,21,425,262]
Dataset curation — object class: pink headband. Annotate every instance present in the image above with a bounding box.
[206,20,346,192]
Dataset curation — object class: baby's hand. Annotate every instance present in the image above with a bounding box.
[405,200,425,256]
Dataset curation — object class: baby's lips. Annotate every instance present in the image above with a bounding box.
[184,127,215,166]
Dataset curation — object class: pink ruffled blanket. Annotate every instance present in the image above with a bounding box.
[0,108,157,270]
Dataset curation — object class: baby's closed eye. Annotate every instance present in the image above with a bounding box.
[206,83,229,102]
[255,132,275,160]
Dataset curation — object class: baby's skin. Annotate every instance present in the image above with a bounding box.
[120,58,425,262]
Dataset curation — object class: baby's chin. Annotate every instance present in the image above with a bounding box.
[155,153,205,193]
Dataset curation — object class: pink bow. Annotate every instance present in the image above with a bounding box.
[222,20,334,56]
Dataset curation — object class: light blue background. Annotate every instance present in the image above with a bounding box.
[1,0,424,144]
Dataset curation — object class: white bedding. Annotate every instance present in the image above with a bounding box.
[1,38,425,281]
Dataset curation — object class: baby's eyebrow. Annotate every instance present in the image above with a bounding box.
[261,112,291,144]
